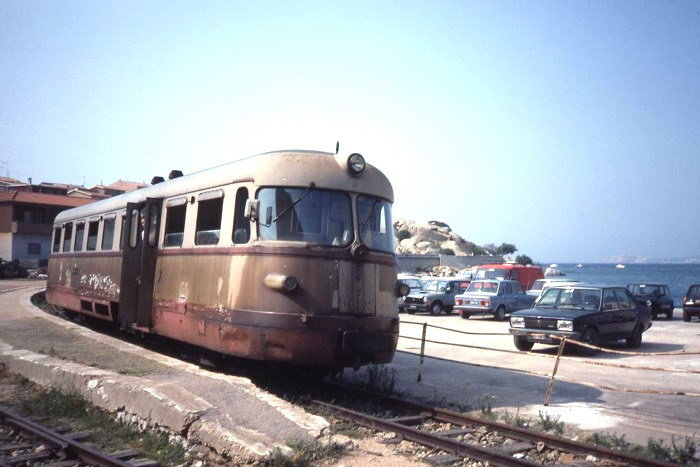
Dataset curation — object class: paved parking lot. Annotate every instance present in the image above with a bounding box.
[385,311,700,446]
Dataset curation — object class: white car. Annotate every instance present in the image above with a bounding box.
[527,278,582,298]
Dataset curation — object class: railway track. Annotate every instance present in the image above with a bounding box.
[0,407,157,467]
[314,383,675,466]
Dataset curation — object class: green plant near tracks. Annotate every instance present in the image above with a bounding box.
[537,410,564,435]
[262,437,346,467]
[477,395,495,419]
[502,408,528,428]
[15,385,186,465]
[364,364,395,394]
[588,432,698,465]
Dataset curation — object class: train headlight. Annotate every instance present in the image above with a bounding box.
[395,282,410,297]
[347,153,366,177]
[263,273,298,292]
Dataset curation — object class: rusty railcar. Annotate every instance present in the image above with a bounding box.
[46,150,403,369]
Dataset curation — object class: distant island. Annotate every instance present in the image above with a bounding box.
[601,255,700,264]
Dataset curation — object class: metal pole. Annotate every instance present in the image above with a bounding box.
[544,337,566,406]
[417,322,427,382]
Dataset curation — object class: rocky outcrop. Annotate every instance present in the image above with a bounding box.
[394,219,485,257]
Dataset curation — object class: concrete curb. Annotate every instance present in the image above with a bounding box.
[0,342,211,434]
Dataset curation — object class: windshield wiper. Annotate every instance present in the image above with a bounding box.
[272,183,315,224]
[360,198,382,232]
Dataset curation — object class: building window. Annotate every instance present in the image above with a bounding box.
[28,243,41,255]
[52,227,62,253]
[164,198,187,247]
[63,223,73,252]
[232,187,250,244]
[74,221,85,252]
[195,190,223,245]
[86,220,99,251]
[102,216,115,250]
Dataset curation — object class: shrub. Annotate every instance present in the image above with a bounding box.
[396,229,412,241]
[439,248,455,256]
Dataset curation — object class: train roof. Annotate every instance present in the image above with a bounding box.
[54,150,394,224]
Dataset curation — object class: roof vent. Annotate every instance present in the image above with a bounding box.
[151,176,165,185]
[169,170,183,179]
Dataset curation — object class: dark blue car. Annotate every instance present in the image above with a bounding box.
[509,285,652,355]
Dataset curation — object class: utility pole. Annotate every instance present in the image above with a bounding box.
[0,161,7,178]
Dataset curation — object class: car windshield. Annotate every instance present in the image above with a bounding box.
[466,281,499,294]
[530,280,545,291]
[537,287,601,311]
[258,187,353,246]
[424,280,447,292]
[628,284,661,297]
[357,195,395,253]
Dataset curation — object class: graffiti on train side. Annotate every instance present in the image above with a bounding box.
[80,274,119,296]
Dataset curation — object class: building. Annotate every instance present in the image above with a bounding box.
[0,179,147,267]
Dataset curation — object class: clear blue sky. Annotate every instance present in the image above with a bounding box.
[2,1,698,263]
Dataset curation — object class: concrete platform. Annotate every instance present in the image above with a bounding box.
[0,280,327,459]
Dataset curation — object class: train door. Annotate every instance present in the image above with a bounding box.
[118,198,163,328]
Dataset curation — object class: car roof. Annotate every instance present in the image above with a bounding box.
[627,283,667,286]
[547,284,626,290]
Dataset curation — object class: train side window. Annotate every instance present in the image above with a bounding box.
[128,208,140,248]
[119,215,126,250]
[62,223,73,252]
[102,215,116,250]
[74,221,85,252]
[195,190,224,245]
[52,226,62,253]
[232,187,250,244]
[164,198,187,247]
[147,204,159,247]
[86,219,99,251]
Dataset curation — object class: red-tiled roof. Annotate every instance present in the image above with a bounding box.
[107,179,147,192]
[0,191,95,208]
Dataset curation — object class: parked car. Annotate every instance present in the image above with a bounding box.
[527,278,582,298]
[403,278,471,315]
[627,283,674,320]
[397,274,424,312]
[682,284,700,322]
[509,285,652,355]
[455,279,536,321]
[473,263,544,290]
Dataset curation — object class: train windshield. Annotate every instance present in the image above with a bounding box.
[258,187,353,246]
[357,195,394,253]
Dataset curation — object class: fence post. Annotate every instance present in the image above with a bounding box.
[543,337,566,406]
[417,322,427,382]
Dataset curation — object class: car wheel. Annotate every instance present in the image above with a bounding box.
[460,312,470,320]
[578,328,599,356]
[430,302,443,316]
[626,324,643,348]
[514,337,534,351]
[494,306,506,321]
[667,309,673,320]
[683,311,691,322]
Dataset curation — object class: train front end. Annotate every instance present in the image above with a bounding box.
[239,152,401,368]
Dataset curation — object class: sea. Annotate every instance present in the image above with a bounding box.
[545,263,700,305]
